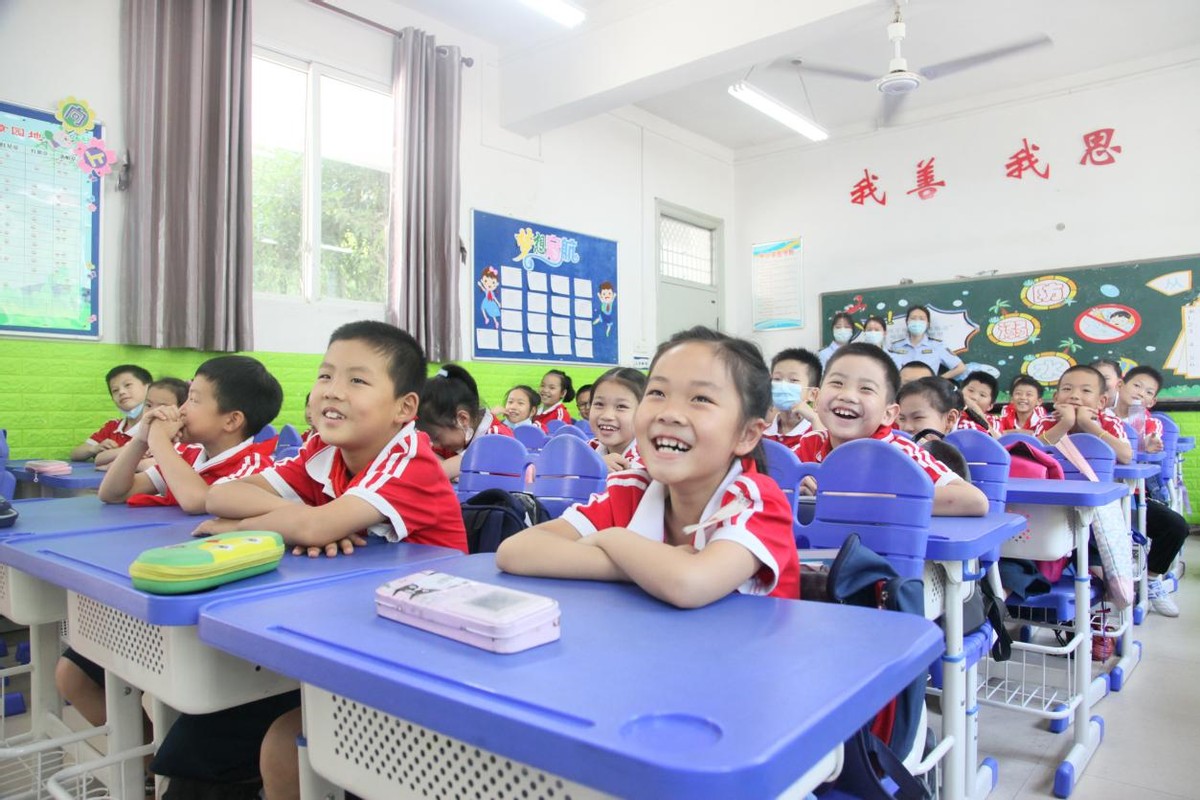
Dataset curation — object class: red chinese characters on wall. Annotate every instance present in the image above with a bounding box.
[850,169,887,206]
[906,157,945,200]
[1079,128,1121,166]
[1005,137,1050,180]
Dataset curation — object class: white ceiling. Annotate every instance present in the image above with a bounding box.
[381,0,1200,151]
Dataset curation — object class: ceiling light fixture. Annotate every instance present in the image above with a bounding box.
[519,0,586,28]
[728,81,828,142]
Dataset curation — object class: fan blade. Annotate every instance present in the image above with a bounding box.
[880,92,908,127]
[920,35,1052,81]
[791,59,878,83]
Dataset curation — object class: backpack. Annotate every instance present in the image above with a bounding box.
[811,533,934,800]
[460,489,551,555]
[1003,440,1063,480]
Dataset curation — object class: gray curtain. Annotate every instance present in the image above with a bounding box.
[388,28,464,362]
[121,0,253,351]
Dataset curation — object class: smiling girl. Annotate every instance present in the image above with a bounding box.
[586,367,646,472]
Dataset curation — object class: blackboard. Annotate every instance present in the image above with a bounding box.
[820,254,1200,400]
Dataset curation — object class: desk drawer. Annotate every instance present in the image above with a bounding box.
[1002,504,1082,561]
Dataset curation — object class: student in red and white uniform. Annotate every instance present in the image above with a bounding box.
[499,327,800,605]
[1110,365,1165,449]
[202,323,470,800]
[417,363,514,480]
[765,348,823,449]
[65,356,285,740]
[69,364,153,462]
[585,367,646,472]
[956,370,1002,438]
[1030,365,1132,460]
[998,375,1048,432]
[796,344,987,516]
[532,369,575,431]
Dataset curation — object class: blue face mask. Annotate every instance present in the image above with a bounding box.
[907,320,928,337]
[771,381,804,411]
[832,328,853,344]
[123,402,145,419]
[861,330,884,346]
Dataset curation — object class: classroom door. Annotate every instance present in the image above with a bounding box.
[656,203,723,341]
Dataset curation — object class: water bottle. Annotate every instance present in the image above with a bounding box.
[1129,399,1145,438]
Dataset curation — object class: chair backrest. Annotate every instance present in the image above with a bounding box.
[274,445,301,462]
[253,424,278,443]
[794,439,933,579]
[0,469,13,500]
[999,431,1043,452]
[512,425,549,453]
[761,439,804,533]
[0,428,9,465]
[545,419,565,433]
[1050,432,1115,482]
[530,436,607,517]
[277,424,304,449]
[945,428,1011,513]
[1152,411,1179,480]
[552,424,590,441]
[457,435,531,498]
[573,419,593,437]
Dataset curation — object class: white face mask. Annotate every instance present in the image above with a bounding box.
[832,328,853,344]
[861,330,884,346]
[907,320,928,337]
[123,402,145,419]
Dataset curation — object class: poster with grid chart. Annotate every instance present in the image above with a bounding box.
[0,100,101,338]
[472,210,617,365]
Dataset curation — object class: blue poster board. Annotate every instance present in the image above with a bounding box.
[0,100,102,338]
[472,210,618,365]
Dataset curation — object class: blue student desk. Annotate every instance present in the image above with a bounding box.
[199,553,945,800]
[994,477,1127,798]
[6,495,191,536]
[1113,461,1159,628]
[926,512,1026,800]
[0,522,462,800]
[7,460,106,497]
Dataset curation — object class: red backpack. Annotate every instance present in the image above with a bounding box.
[1004,440,1068,581]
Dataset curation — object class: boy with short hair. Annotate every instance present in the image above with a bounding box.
[999,375,1047,432]
[70,364,153,462]
[898,360,935,387]
[97,356,283,514]
[1030,365,1132,464]
[1113,365,1165,453]
[203,321,467,799]
[575,383,594,423]
[958,370,1001,437]
[793,343,988,516]
[766,347,823,448]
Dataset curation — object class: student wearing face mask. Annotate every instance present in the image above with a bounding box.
[417,364,514,481]
[888,304,965,379]
[818,311,856,368]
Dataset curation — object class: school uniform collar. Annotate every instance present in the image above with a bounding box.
[625,457,751,545]
[193,437,255,473]
[305,421,417,499]
[539,401,563,415]
[122,418,142,437]
[474,409,497,441]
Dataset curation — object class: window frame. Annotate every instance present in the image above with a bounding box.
[250,47,393,308]
[654,200,725,329]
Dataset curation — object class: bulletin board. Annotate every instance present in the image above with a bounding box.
[820,254,1200,399]
[0,99,105,338]
[751,237,804,331]
[471,210,618,365]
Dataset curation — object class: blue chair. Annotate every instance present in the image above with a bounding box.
[1049,433,1115,482]
[761,439,804,535]
[253,424,278,443]
[998,431,1044,453]
[946,429,1011,514]
[545,419,566,433]
[1152,411,1181,503]
[0,470,14,500]
[0,428,9,466]
[794,439,933,580]
[513,425,549,453]
[277,424,304,449]
[573,419,593,437]
[552,425,589,442]
[274,445,301,462]
[530,436,607,517]
[457,435,530,501]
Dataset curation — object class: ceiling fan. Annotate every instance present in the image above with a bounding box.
[789,0,1052,125]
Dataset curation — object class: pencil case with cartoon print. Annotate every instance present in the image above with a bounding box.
[375,570,560,653]
[129,531,285,594]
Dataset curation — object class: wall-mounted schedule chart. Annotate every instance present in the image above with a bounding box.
[0,100,101,338]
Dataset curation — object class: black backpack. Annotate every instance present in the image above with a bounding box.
[460,489,551,554]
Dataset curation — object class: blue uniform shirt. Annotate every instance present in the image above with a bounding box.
[817,342,841,367]
[888,335,963,373]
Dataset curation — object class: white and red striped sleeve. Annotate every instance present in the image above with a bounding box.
[884,434,962,487]
[706,471,800,599]
[559,467,651,536]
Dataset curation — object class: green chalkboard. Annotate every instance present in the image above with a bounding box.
[820,254,1200,399]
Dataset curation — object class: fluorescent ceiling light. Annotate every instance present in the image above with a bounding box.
[520,0,586,28]
[728,81,829,142]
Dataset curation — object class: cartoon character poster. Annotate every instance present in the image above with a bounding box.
[472,211,618,365]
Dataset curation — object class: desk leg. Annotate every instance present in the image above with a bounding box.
[104,671,144,800]
[964,659,997,800]
[29,622,63,740]
[941,574,965,800]
[1135,477,1149,625]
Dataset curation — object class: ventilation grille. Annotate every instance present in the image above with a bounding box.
[74,595,164,675]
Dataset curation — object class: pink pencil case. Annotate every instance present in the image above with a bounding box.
[25,460,72,479]
[375,570,560,654]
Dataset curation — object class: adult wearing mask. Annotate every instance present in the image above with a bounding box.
[818,311,855,367]
[857,315,901,366]
[889,304,965,379]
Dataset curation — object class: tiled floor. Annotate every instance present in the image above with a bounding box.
[961,566,1200,799]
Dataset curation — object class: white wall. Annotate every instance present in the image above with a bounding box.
[0,0,125,340]
[735,57,1200,359]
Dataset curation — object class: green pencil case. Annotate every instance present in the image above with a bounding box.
[129,531,285,594]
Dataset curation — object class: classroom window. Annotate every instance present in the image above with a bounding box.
[658,215,715,286]
[251,53,393,303]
